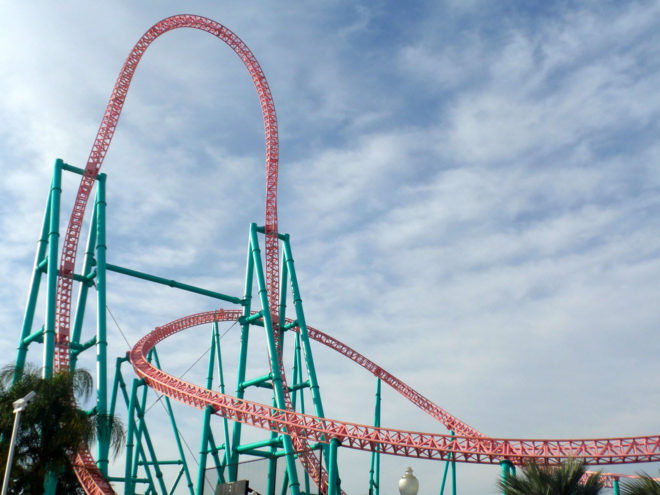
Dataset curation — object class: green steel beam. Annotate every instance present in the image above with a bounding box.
[70,195,99,370]
[21,326,45,346]
[95,174,110,476]
[197,405,215,495]
[328,438,340,495]
[107,477,150,483]
[109,357,130,419]
[288,380,310,393]
[279,250,288,332]
[369,378,381,495]
[282,236,325,418]
[241,310,264,324]
[43,159,63,378]
[125,378,141,495]
[229,235,255,482]
[120,374,159,495]
[132,379,168,494]
[235,438,284,452]
[149,349,195,493]
[169,468,186,495]
[500,461,514,495]
[451,433,457,495]
[282,235,331,470]
[197,325,218,495]
[70,337,97,354]
[282,320,298,331]
[291,333,311,495]
[267,429,279,495]
[105,263,242,304]
[200,444,227,455]
[139,460,185,466]
[213,322,232,481]
[239,373,273,390]
[37,257,49,272]
[249,223,301,495]
[235,449,277,458]
[61,162,86,175]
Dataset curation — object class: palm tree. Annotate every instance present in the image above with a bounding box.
[621,473,660,495]
[497,458,602,495]
[0,364,124,494]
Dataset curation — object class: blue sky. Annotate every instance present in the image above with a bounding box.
[1,1,659,494]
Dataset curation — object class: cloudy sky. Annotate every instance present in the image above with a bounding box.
[1,1,659,494]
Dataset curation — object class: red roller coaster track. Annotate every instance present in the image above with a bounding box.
[51,14,658,494]
[130,309,660,469]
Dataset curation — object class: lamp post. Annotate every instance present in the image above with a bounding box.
[1,391,37,495]
[398,467,419,495]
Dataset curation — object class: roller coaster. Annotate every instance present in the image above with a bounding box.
[10,14,659,495]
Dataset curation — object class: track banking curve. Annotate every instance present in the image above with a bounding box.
[52,14,658,495]
[130,309,660,469]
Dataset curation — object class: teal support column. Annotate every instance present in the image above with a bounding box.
[149,349,195,493]
[70,198,98,370]
[613,478,620,495]
[15,194,51,381]
[197,326,218,495]
[500,461,514,495]
[277,249,288,387]
[43,159,63,378]
[124,378,160,495]
[229,234,255,482]
[197,405,214,495]
[249,224,300,495]
[105,263,241,304]
[290,334,301,411]
[109,357,128,419]
[125,378,141,495]
[282,237,325,419]
[439,456,450,495]
[450,432,457,495]
[132,379,168,494]
[291,333,310,495]
[282,236,330,470]
[43,471,57,494]
[369,378,381,495]
[328,438,340,495]
[110,362,156,493]
[279,250,288,330]
[206,431,226,486]
[95,174,109,476]
[267,393,279,495]
[213,323,232,482]
[280,471,290,495]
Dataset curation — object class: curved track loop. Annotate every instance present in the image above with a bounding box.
[130,310,660,470]
[51,14,657,494]
[52,14,289,494]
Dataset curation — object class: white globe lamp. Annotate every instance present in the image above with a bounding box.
[398,467,419,495]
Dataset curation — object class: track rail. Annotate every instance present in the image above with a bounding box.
[129,309,660,466]
[54,14,317,493]
[48,14,657,494]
